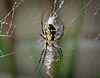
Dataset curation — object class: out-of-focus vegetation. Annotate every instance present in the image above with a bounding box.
[0,0,100,78]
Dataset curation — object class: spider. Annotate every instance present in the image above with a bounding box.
[34,12,64,74]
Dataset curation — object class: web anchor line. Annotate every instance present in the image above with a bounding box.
[0,50,15,59]
[0,0,23,37]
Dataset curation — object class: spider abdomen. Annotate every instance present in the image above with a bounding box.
[46,24,56,41]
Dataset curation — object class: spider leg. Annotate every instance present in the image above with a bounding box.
[54,18,65,40]
[41,11,44,34]
[37,42,48,73]
[52,43,63,60]
[59,17,64,37]
[36,30,46,39]
[58,47,63,57]
[34,43,47,74]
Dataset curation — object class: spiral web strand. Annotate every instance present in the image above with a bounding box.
[0,0,23,58]
[0,0,100,78]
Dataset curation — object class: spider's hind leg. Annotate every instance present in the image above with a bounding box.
[59,18,64,37]
[41,11,44,34]
[54,18,65,40]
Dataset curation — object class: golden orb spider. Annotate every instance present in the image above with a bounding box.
[34,12,64,74]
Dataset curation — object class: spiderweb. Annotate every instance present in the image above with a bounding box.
[0,0,23,58]
[0,0,100,78]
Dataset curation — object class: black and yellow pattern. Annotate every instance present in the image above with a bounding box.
[34,11,64,74]
[46,24,56,41]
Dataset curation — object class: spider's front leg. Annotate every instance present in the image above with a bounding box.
[34,42,48,74]
[52,43,63,60]
[38,42,48,73]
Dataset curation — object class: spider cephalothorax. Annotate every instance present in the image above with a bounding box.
[34,12,64,73]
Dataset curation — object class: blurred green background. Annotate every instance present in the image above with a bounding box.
[0,0,100,78]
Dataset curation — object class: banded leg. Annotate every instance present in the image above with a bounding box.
[59,17,64,37]
[58,47,63,57]
[38,42,48,73]
[54,18,65,40]
[36,30,46,39]
[41,11,44,34]
[34,43,47,74]
[52,44,63,60]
